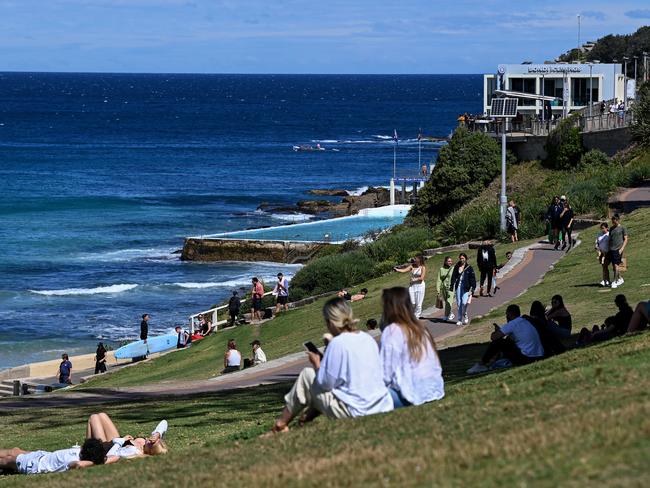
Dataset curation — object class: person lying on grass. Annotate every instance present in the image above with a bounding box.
[267,297,393,434]
[0,438,106,475]
[380,287,444,408]
[467,304,545,374]
[577,294,633,345]
[86,412,168,461]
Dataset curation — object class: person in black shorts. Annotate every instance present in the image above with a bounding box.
[251,278,264,322]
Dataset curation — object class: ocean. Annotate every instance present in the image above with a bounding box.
[0,73,482,370]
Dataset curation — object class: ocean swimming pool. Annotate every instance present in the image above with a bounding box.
[202,205,411,243]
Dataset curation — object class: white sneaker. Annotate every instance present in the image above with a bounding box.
[463,315,470,325]
[599,280,608,287]
[467,363,489,374]
[617,278,624,286]
[456,321,463,326]
[448,313,455,321]
[152,420,168,438]
[611,281,619,289]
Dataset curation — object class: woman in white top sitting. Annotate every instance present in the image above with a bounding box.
[223,339,241,373]
[393,256,427,318]
[85,412,168,462]
[380,286,444,408]
[269,297,393,433]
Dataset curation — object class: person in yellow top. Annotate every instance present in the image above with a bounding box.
[436,256,455,321]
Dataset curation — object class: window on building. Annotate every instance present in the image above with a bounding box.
[486,76,496,106]
[509,78,536,106]
[543,79,563,100]
[571,78,599,106]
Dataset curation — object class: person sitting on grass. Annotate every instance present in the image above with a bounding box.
[626,300,650,333]
[223,339,241,373]
[467,304,545,374]
[0,439,106,475]
[526,301,566,357]
[380,287,444,408]
[577,295,633,345]
[86,412,168,461]
[198,314,213,336]
[267,297,392,434]
[545,295,572,339]
[366,318,378,331]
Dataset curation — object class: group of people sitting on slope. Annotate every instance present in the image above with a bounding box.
[0,413,168,475]
[466,293,650,374]
[267,287,444,433]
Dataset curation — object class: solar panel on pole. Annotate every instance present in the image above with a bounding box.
[489,97,518,231]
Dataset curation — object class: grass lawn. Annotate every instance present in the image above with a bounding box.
[2,212,650,486]
[83,234,539,389]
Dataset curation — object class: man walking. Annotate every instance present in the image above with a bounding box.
[58,353,72,385]
[506,201,519,242]
[228,291,241,327]
[273,273,289,313]
[607,214,629,289]
[476,242,497,297]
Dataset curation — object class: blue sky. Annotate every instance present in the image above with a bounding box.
[1,0,649,73]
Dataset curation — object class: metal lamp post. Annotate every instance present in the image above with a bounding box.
[623,57,629,122]
[589,63,593,116]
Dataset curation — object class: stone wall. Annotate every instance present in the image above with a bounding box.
[181,238,327,264]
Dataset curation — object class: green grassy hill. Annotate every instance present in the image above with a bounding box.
[3,208,649,487]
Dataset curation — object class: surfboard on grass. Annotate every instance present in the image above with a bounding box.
[114,333,178,359]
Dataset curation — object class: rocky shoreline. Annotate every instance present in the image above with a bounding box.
[258,186,411,218]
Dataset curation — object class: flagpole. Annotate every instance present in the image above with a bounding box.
[393,129,398,180]
[418,128,422,171]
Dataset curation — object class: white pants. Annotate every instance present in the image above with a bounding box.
[284,367,352,419]
[409,282,426,318]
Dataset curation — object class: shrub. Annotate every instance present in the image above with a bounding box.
[544,114,585,169]
[631,81,650,147]
[578,149,610,169]
[407,127,511,226]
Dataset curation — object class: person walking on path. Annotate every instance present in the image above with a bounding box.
[267,297,392,434]
[273,273,289,313]
[450,253,476,326]
[94,343,107,374]
[547,196,563,248]
[251,277,265,322]
[436,256,455,321]
[380,287,444,408]
[228,291,241,327]
[476,242,497,296]
[559,197,575,251]
[140,314,149,344]
[58,353,72,385]
[595,222,610,287]
[607,214,629,289]
[506,200,519,242]
[394,256,426,318]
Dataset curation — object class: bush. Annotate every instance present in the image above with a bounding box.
[632,81,650,147]
[407,127,512,226]
[578,149,610,169]
[544,114,585,169]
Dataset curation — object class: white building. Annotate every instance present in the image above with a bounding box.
[483,63,625,116]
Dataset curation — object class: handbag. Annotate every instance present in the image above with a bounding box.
[435,294,444,309]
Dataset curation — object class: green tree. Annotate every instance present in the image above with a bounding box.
[544,114,584,170]
[407,127,506,226]
[632,81,650,147]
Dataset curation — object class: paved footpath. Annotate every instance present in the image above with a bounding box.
[0,238,571,410]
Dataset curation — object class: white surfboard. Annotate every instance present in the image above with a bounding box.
[114,333,178,359]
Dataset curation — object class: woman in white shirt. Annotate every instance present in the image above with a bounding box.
[393,256,427,318]
[85,412,168,462]
[268,297,393,433]
[380,286,444,408]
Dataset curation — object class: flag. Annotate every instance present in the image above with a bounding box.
[393,129,398,142]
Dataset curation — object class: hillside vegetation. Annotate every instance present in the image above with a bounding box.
[3,209,650,487]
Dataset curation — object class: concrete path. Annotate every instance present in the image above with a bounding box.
[0,239,571,410]
[609,182,650,215]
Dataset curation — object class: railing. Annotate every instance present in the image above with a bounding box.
[188,291,275,333]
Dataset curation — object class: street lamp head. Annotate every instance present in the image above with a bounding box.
[623,56,629,61]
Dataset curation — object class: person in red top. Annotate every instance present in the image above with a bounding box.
[251,277,265,322]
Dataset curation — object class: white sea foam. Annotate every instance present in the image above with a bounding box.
[347,185,392,196]
[311,139,339,143]
[372,134,393,140]
[76,247,177,262]
[30,284,139,296]
[270,213,314,222]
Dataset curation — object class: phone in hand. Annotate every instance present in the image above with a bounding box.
[303,341,323,358]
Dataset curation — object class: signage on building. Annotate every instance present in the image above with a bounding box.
[527,65,582,74]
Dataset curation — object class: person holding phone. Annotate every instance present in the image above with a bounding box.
[380,287,444,408]
[267,297,392,434]
[394,256,426,318]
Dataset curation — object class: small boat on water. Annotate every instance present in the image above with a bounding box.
[292,144,326,152]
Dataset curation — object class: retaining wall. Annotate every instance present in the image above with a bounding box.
[181,238,327,263]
